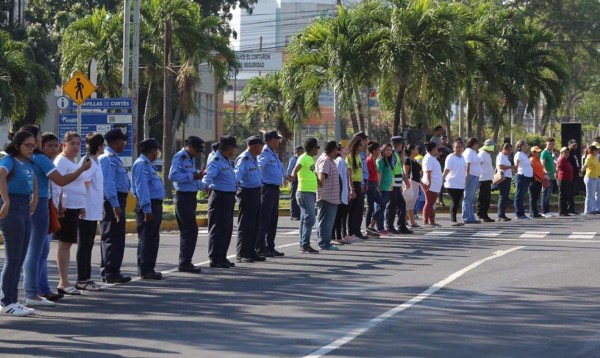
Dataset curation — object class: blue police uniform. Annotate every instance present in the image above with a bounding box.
[202,148,237,267]
[287,155,300,219]
[257,145,286,256]
[234,148,263,261]
[132,152,165,277]
[168,148,206,270]
[99,146,131,282]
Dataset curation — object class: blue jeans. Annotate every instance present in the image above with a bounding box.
[462,175,479,222]
[497,177,512,217]
[595,178,600,213]
[584,176,598,214]
[377,191,391,231]
[0,196,32,306]
[297,192,316,248]
[542,179,553,214]
[317,200,338,248]
[38,234,53,295]
[514,174,532,218]
[24,197,49,299]
[365,181,383,228]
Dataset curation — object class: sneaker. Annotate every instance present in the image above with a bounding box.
[340,237,353,244]
[410,223,421,228]
[366,228,380,236]
[1,303,34,316]
[25,298,55,307]
[517,216,531,220]
[451,222,464,227]
[542,213,554,218]
[300,246,319,254]
[387,228,401,235]
[432,223,442,227]
[497,216,511,222]
[331,240,345,245]
[378,230,391,236]
[319,245,339,251]
[481,217,495,223]
[349,235,364,243]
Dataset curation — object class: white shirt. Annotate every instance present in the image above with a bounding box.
[464,148,482,177]
[54,155,87,209]
[422,153,443,193]
[444,153,466,189]
[515,151,533,177]
[478,150,494,181]
[335,157,349,205]
[82,157,104,221]
[496,152,513,178]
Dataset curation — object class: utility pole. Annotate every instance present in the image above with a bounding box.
[132,0,141,150]
[122,0,131,97]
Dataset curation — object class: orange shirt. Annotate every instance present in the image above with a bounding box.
[530,156,544,183]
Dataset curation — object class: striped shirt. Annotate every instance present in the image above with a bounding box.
[316,153,341,205]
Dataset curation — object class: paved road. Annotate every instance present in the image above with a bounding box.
[1,214,600,357]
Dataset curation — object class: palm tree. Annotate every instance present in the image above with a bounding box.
[60,7,123,97]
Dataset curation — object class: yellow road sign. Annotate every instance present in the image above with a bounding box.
[63,71,96,106]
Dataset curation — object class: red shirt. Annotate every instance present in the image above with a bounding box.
[557,157,573,181]
[367,156,378,182]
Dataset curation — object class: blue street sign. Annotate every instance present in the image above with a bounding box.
[58,113,134,166]
[64,98,132,110]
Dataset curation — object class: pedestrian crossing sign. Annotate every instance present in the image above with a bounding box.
[63,71,96,106]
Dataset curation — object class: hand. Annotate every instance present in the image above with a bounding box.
[0,202,9,219]
[144,212,154,222]
[30,199,38,216]
[193,172,203,180]
[349,191,356,200]
[113,207,122,223]
[422,183,430,191]
[58,205,65,218]
[79,208,86,220]
[406,181,411,188]
[80,155,92,171]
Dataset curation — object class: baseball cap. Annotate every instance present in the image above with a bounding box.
[530,146,542,153]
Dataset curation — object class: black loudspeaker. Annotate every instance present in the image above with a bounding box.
[561,122,581,156]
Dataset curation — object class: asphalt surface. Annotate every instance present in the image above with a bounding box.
[1,212,600,357]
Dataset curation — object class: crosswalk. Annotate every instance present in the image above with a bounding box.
[420,230,598,241]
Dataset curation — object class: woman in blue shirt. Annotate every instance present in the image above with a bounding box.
[0,130,38,316]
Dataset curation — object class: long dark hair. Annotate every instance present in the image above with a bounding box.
[5,130,34,157]
[404,144,416,158]
[349,136,363,170]
[381,143,393,170]
[19,124,42,154]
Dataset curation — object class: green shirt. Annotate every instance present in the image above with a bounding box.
[541,149,555,179]
[346,154,363,183]
[297,153,317,193]
[377,157,393,191]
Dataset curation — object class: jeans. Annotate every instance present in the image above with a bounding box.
[514,174,532,218]
[38,234,53,295]
[366,181,383,228]
[290,181,300,219]
[317,200,338,248]
[583,176,598,214]
[297,192,316,248]
[446,188,464,222]
[477,180,492,219]
[529,181,542,217]
[376,191,390,231]
[497,177,512,218]
[558,179,571,214]
[542,179,553,214]
[462,175,479,222]
[0,196,31,306]
[24,197,49,299]
[595,178,600,213]
[348,182,364,236]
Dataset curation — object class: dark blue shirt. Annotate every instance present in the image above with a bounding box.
[0,156,34,195]
[132,154,166,214]
[202,150,237,192]
[168,148,206,192]
[235,150,262,188]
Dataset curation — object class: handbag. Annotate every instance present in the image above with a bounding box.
[492,170,505,185]
[48,184,61,234]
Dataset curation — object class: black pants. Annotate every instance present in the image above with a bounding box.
[135,201,163,275]
[447,188,464,222]
[558,180,571,214]
[348,182,364,236]
[290,181,300,219]
[257,185,280,251]
[208,190,235,263]
[237,187,261,258]
[77,219,97,281]
[175,191,198,266]
[100,195,127,279]
[332,203,349,241]
[385,186,407,230]
[567,179,578,213]
[477,180,492,219]
[529,181,542,217]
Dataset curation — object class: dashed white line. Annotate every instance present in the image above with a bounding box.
[519,231,549,239]
[568,232,596,239]
[473,231,502,237]
[426,231,455,236]
[303,246,526,358]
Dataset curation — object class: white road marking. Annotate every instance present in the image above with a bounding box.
[303,246,525,358]
[568,232,596,239]
[426,231,455,236]
[473,231,502,237]
[519,231,549,239]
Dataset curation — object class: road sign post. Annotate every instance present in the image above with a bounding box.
[63,71,96,160]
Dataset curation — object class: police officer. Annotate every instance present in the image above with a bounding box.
[202,135,238,269]
[387,136,413,234]
[256,130,288,258]
[99,128,132,284]
[234,136,266,263]
[168,136,205,273]
[287,145,304,220]
[132,139,166,279]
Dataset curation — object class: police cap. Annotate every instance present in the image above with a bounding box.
[353,131,369,140]
[246,135,264,147]
[391,136,403,144]
[219,134,238,149]
[139,138,161,152]
[294,145,304,152]
[186,135,205,152]
[105,128,127,143]
[264,130,282,141]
